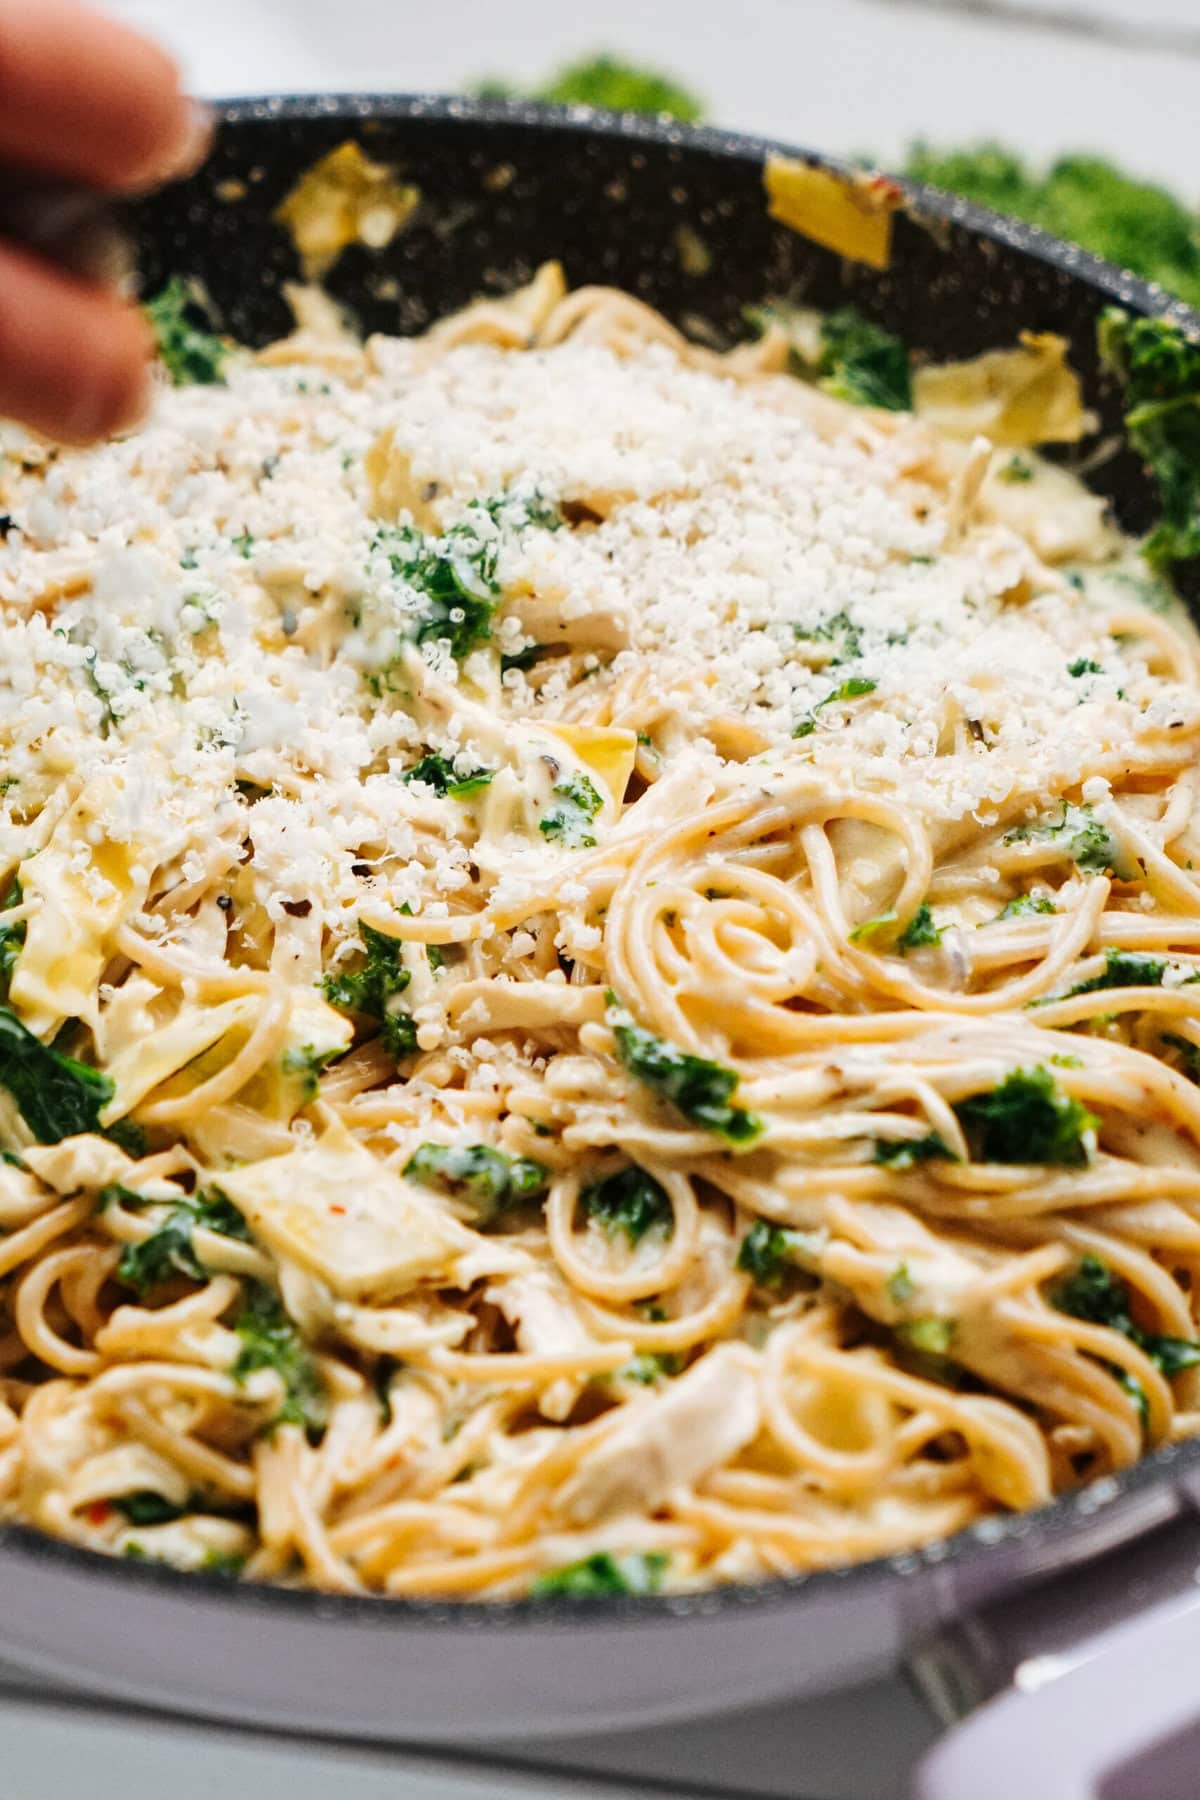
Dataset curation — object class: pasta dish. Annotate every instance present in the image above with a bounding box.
[1,259,1199,1600]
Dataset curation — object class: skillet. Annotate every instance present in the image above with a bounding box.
[3,95,1200,1793]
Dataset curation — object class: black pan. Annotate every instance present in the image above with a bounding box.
[3,97,1198,1782]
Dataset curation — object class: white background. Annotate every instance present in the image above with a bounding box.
[108,0,1200,189]
[4,3,1196,1797]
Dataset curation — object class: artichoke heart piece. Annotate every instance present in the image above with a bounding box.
[11,778,149,1034]
[275,141,420,279]
[764,156,902,270]
[540,723,638,814]
[913,333,1095,448]
[217,1130,480,1305]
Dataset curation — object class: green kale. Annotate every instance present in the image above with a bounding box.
[231,531,255,560]
[1052,1252,1200,1381]
[376,493,558,664]
[736,1218,810,1287]
[955,1065,1098,1166]
[111,1491,187,1527]
[104,1118,147,1159]
[375,513,498,661]
[818,309,912,412]
[887,1263,916,1306]
[1068,657,1103,677]
[279,1044,341,1102]
[322,921,415,1058]
[998,893,1057,919]
[897,903,942,952]
[373,1355,402,1425]
[482,491,562,533]
[0,877,24,999]
[0,1006,113,1143]
[792,610,863,665]
[1098,309,1200,570]
[403,1143,548,1219]
[1064,948,1167,997]
[518,54,705,121]
[896,1316,955,1356]
[403,753,494,798]
[1005,803,1132,877]
[539,772,603,847]
[793,676,878,738]
[873,1132,955,1171]
[611,1012,762,1145]
[848,911,899,945]
[903,146,1200,311]
[618,1350,684,1384]
[144,277,229,386]
[531,1549,669,1598]
[580,1165,673,1245]
[115,1187,250,1297]
[201,1550,247,1578]
[1161,1032,1200,1082]
[231,1280,328,1440]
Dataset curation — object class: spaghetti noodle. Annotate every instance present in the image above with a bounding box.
[0,267,1198,1597]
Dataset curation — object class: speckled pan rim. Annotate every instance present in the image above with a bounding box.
[5,92,1197,1631]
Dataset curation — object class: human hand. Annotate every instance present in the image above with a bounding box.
[0,0,210,445]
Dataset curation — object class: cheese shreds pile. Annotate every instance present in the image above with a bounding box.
[0,271,1199,1600]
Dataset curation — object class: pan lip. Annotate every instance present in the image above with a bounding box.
[0,1431,1196,1630]
[206,91,1200,335]
[31,91,1190,1633]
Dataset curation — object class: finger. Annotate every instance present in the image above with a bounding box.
[0,241,151,445]
[0,0,211,191]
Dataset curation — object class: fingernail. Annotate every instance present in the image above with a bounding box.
[147,99,215,187]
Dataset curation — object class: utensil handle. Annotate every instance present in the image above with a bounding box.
[913,1580,1200,1800]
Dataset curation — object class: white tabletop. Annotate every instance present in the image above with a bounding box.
[11,3,1196,1795]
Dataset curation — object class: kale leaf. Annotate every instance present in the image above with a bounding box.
[531,1549,669,1598]
[580,1165,673,1245]
[144,278,229,386]
[322,921,416,1058]
[231,1280,328,1440]
[111,1491,187,1527]
[403,753,494,799]
[611,1010,762,1145]
[0,877,25,999]
[818,309,913,412]
[479,54,705,122]
[1052,1252,1200,1382]
[1005,803,1131,877]
[114,1187,250,1297]
[873,1132,956,1171]
[0,1006,113,1143]
[736,1218,811,1287]
[1099,309,1200,571]
[1066,948,1167,996]
[998,893,1057,919]
[1162,1032,1200,1083]
[793,676,877,738]
[539,773,603,848]
[403,1142,548,1220]
[955,1065,1097,1166]
[897,903,942,952]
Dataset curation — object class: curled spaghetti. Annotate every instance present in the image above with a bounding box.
[0,261,1198,1599]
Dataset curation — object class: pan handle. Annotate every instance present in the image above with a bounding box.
[913,1582,1200,1800]
[910,1512,1200,1800]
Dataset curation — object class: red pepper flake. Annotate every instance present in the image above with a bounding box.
[87,1501,111,1526]
[330,1204,346,1215]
